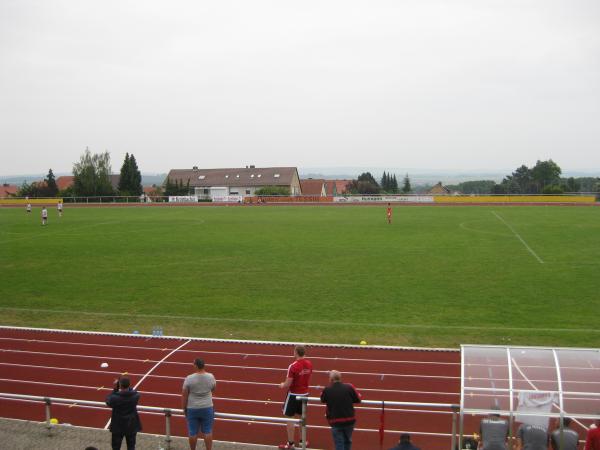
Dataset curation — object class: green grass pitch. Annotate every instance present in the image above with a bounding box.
[1,204,599,348]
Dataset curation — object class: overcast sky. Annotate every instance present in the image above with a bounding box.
[1,0,599,176]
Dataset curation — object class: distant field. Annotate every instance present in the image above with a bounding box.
[1,204,599,348]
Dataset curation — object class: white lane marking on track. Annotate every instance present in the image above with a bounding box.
[491,211,544,264]
[0,364,462,397]
[103,339,190,430]
[0,335,459,365]
[0,378,459,411]
[5,306,597,334]
[1,348,459,380]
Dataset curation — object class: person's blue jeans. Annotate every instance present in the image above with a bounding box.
[331,424,354,450]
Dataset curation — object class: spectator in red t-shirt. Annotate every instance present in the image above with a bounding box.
[278,345,313,449]
[585,418,600,450]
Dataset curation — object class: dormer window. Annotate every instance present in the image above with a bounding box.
[250,174,255,178]
[236,174,240,178]
[257,174,262,178]
[274,173,280,178]
[225,175,229,178]
[198,175,205,179]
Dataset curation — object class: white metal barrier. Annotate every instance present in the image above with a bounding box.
[0,392,463,450]
[0,392,306,450]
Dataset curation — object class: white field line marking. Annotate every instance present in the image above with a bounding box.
[5,306,599,334]
[103,338,190,430]
[492,211,544,264]
[0,362,460,397]
[0,348,459,380]
[0,336,459,366]
[511,358,588,432]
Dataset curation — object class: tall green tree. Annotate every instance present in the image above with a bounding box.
[531,159,561,193]
[402,174,411,194]
[44,169,58,196]
[72,147,114,196]
[563,177,580,193]
[346,172,381,194]
[117,153,131,194]
[128,154,143,195]
[117,153,143,196]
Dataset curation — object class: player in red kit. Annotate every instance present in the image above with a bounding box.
[386,203,392,224]
[279,345,313,449]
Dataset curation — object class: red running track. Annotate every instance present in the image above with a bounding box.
[0,327,462,449]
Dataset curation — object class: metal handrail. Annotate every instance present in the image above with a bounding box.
[302,396,460,450]
[0,392,304,450]
[1,392,465,450]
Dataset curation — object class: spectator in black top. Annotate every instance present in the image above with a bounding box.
[320,370,361,450]
[389,433,421,450]
[106,377,142,450]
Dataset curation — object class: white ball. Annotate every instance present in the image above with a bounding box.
[100,362,109,368]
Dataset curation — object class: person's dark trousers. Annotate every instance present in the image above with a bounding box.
[111,432,137,450]
[331,424,354,450]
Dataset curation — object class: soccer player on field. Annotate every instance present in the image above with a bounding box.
[57,201,63,217]
[279,345,313,449]
[386,203,392,224]
[26,203,31,213]
[41,206,48,225]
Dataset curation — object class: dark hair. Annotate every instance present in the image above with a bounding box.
[194,358,205,369]
[295,346,306,357]
[400,433,411,443]
[561,417,572,427]
[119,377,131,389]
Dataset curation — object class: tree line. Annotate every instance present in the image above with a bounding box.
[446,160,600,194]
[17,148,143,198]
[345,171,412,195]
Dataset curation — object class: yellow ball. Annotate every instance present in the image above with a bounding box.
[360,340,367,345]
[50,418,58,424]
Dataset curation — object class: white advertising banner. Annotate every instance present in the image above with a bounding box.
[168,196,198,203]
[212,195,243,203]
[333,195,434,203]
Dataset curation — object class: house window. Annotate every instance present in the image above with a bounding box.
[274,173,280,178]
[236,174,240,178]
[250,174,255,178]
[203,189,209,194]
[230,191,238,195]
[225,175,229,178]
[257,174,262,178]
[246,189,251,195]
[198,175,205,179]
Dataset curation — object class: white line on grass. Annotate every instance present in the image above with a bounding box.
[103,338,190,430]
[492,211,544,264]
[2,306,599,334]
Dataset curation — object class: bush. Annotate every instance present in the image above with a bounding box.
[255,186,290,196]
[543,185,564,194]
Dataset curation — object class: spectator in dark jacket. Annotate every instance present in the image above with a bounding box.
[106,377,142,450]
[320,370,361,450]
[389,433,421,450]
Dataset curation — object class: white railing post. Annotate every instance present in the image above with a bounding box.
[44,397,52,435]
[300,397,308,450]
[451,405,458,450]
[164,408,172,450]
